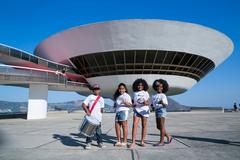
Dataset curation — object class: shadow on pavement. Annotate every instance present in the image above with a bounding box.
[0,130,6,148]
[148,133,240,147]
[173,135,240,147]
[101,133,117,145]
[71,133,117,145]
[54,132,163,148]
[53,134,86,148]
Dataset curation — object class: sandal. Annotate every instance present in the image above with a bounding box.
[167,137,173,144]
[139,143,146,147]
[115,142,122,147]
[121,142,127,147]
[153,142,165,147]
[128,143,135,149]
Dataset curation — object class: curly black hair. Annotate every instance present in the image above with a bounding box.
[152,79,169,93]
[132,78,149,92]
[113,83,128,100]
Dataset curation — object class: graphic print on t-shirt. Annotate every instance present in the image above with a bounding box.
[151,93,168,109]
[115,93,132,112]
[135,91,147,106]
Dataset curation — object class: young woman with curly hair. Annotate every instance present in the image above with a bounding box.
[129,78,150,149]
[151,79,172,146]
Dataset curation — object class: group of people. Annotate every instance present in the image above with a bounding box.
[81,78,172,149]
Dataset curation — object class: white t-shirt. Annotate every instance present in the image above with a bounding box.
[151,93,168,109]
[83,94,104,122]
[115,92,132,112]
[133,91,150,114]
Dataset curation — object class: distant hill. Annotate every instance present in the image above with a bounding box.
[48,100,84,112]
[0,100,84,114]
[0,101,28,113]
[0,98,194,114]
[167,97,191,112]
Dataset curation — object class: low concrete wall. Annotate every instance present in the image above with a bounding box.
[190,107,225,113]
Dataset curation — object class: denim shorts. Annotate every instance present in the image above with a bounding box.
[115,110,129,122]
[155,108,167,118]
[133,109,150,118]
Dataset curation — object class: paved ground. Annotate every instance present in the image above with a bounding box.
[0,111,240,160]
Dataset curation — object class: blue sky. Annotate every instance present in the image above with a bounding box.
[0,0,239,108]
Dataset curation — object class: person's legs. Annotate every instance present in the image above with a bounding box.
[162,116,171,143]
[153,117,163,146]
[115,121,122,143]
[122,120,128,144]
[156,118,161,130]
[159,117,166,144]
[86,136,92,144]
[165,131,172,143]
[129,115,140,148]
[96,125,103,144]
[85,136,93,149]
[140,116,148,145]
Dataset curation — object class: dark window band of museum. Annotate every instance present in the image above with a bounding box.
[0,45,71,73]
[70,50,215,81]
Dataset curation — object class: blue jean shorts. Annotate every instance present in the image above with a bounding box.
[155,108,167,118]
[115,110,129,122]
[133,109,150,118]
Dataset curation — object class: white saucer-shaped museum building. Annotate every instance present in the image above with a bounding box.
[35,19,234,97]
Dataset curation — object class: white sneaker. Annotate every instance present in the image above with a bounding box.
[85,143,91,149]
[98,143,106,148]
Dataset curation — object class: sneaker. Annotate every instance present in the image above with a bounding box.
[85,143,91,149]
[98,143,106,148]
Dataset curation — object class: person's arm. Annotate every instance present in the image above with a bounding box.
[144,99,150,106]
[132,98,136,108]
[159,95,168,108]
[159,100,167,107]
[123,95,132,107]
[150,96,155,111]
[113,102,117,108]
[82,96,91,116]
[123,100,132,107]
[101,98,104,113]
[82,103,91,116]
[144,92,150,106]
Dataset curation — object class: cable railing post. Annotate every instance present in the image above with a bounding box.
[46,72,48,83]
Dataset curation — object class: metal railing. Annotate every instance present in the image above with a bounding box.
[0,65,90,91]
[0,66,66,84]
[0,44,71,72]
[66,80,90,88]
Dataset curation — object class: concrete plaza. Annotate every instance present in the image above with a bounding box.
[0,111,240,160]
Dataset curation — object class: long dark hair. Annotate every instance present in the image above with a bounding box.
[152,79,169,93]
[113,83,128,100]
[132,78,149,92]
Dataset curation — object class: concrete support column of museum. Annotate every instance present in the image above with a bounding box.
[27,84,48,120]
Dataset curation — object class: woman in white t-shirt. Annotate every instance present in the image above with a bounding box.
[113,83,132,147]
[151,79,172,146]
[129,79,150,149]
